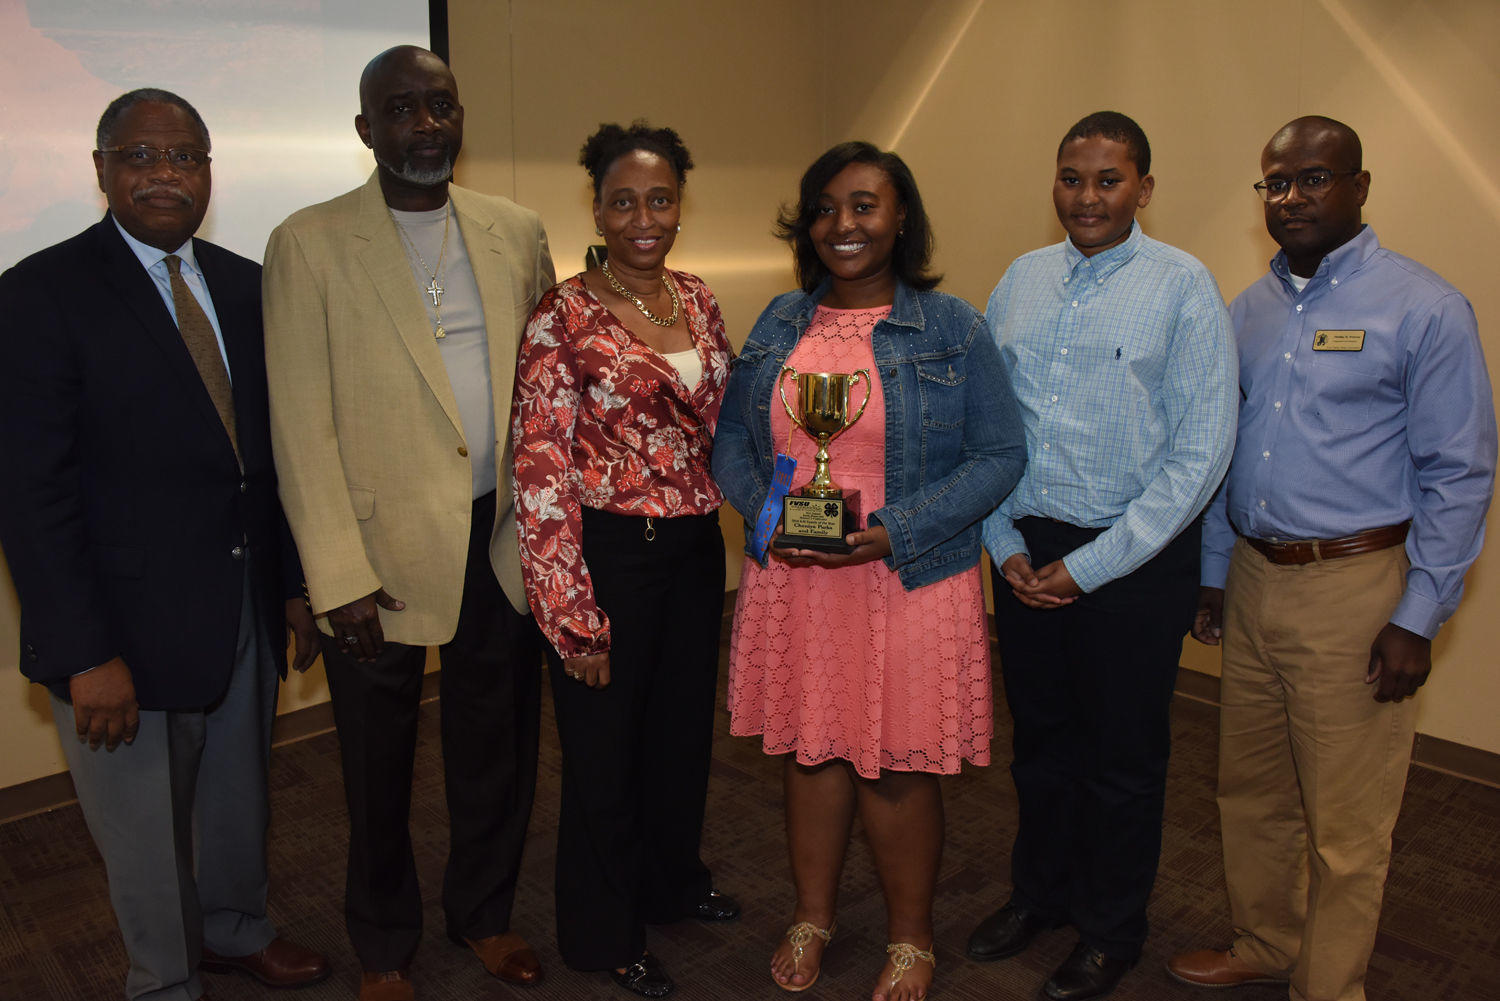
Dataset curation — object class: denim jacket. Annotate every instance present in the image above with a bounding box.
[712,280,1027,590]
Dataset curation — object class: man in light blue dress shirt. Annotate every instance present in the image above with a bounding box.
[1167,117,1495,1001]
[965,112,1238,1001]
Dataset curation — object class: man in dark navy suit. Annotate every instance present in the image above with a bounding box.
[0,89,329,1001]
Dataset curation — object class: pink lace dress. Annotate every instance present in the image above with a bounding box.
[726,305,993,779]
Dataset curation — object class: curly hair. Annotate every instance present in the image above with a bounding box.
[774,141,940,293]
[579,120,694,196]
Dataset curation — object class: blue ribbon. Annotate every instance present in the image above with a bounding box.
[750,453,798,561]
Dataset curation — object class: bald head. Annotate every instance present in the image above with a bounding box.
[1258,115,1370,277]
[355,44,464,211]
[359,45,454,117]
[1263,115,1362,172]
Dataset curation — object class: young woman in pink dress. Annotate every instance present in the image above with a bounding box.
[712,143,1027,1001]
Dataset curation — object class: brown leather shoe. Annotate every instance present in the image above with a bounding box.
[200,936,332,988]
[463,931,544,986]
[1166,947,1289,988]
[359,970,414,1001]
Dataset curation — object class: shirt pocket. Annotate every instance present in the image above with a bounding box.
[1305,354,1383,433]
[915,351,967,431]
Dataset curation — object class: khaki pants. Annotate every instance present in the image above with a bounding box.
[1218,538,1417,1001]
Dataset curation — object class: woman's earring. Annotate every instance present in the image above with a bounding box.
[595,226,603,236]
[676,224,682,233]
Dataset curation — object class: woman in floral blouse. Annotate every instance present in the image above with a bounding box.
[510,121,736,1000]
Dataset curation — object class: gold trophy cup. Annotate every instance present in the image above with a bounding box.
[773,367,871,553]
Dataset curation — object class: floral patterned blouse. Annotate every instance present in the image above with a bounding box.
[512,271,733,660]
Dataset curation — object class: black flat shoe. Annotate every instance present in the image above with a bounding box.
[966,902,1059,961]
[692,888,741,922]
[1041,942,1135,1001]
[612,953,675,999]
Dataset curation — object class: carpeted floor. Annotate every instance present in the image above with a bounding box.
[3,614,1498,1001]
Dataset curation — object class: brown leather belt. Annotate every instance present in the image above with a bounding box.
[1244,522,1409,566]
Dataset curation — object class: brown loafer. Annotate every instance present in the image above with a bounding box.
[462,931,544,986]
[1166,947,1288,988]
[200,936,331,988]
[359,970,414,1001]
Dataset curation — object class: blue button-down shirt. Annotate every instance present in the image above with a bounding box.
[1202,226,1496,638]
[113,217,232,379]
[982,223,1238,593]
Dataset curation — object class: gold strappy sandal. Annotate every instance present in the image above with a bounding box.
[885,942,936,996]
[775,919,836,992]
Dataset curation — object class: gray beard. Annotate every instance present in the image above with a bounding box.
[375,150,453,187]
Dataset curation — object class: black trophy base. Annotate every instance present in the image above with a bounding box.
[774,489,861,554]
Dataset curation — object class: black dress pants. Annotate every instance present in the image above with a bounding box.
[993,516,1199,962]
[321,490,543,971]
[548,508,725,971]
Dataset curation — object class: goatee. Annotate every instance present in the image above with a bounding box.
[376,151,453,187]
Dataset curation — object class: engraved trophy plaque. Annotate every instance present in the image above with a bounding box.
[772,367,871,554]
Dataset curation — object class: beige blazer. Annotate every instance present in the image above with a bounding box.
[263,172,554,643]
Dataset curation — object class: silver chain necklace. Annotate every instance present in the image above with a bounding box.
[391,205,451,339]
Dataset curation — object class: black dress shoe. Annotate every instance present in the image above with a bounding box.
[692,888,741,921]
[1042,942,1135,1001]
[611,953,675,999]
[967,902,1059,961]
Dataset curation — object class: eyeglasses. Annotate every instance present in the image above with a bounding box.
[97,145,211,171]
[1252,169,1360,202]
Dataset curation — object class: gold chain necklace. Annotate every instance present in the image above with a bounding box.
[601,259,680,327]
[391,205,451,339]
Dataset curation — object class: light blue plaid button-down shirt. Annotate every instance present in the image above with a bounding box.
[981,223,1238,593]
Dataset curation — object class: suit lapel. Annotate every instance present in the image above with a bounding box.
[92,217,231,449]
[352,175,464,438]
[449,187,521,447]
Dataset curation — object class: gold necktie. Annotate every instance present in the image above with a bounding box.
[164,254,240,463]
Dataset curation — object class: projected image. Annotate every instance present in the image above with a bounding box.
[0,0,430,267]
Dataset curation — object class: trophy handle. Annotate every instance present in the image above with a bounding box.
[778,366,806,432]
[827,368,873,443]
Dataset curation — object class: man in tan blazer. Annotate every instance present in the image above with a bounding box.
[262,46,554,1001]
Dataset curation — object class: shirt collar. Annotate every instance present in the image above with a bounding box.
[112,215,199,277]
[1269,223,1379,290]
[1062,220,1143,282]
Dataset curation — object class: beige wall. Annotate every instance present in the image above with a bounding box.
[818,0,1500,753]
[4,0,1498,790]
[445,0,833,603]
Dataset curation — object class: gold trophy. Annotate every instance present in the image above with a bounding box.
[773,367,872,553]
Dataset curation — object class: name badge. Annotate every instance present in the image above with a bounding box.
[1312,329,1365,351]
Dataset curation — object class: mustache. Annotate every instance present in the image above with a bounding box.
[134,185,194,207]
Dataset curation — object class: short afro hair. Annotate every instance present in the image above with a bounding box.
[579,121,694,197]
[1057,110,1150,177]
[97,88,210,151]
